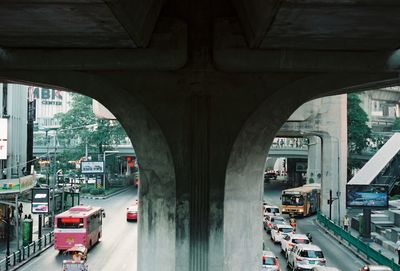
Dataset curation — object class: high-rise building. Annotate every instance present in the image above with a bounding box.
[0,83,28,179]
[28,87,72,130]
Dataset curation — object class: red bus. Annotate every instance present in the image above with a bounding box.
[54,205,105,251]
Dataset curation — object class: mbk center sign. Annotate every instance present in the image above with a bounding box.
[0,119,7,160]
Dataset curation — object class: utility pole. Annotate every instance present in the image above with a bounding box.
[328,189,339,221]
[51,131,57,227]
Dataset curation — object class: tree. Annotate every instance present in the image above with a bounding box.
[392,117,400,131]
[55,93,127,171]
[347,93,371,154]
[347,93,371,177]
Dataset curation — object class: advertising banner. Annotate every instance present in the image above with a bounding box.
[31,188,50,214]
[346,184,389,209]
[80,161,104,174]
[0,118,7,160]
[20,175,35,192]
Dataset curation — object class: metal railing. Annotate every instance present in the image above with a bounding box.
[0,231,54,271]
[317,212,400,271]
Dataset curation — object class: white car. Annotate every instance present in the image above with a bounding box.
[264,214,286,233]
[270,224,294,243]
[280,233,310,258]
[262,250,280,271]
[287,244,326,270]
[263,204,281,217]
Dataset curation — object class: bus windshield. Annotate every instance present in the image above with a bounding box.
[57,218,84,229]
[282,195,304,206]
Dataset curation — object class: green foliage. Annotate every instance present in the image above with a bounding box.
[347,93,372,174]
[393,117,400,131]
[90,188,105,195]
[80,187,90,193]
[55,93,128,168]
[347,93,371,154]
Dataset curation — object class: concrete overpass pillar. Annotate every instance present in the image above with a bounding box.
[307,136,322,184]
[317,95,348,224]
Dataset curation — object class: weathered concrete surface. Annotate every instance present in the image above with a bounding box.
[1,1,400,271]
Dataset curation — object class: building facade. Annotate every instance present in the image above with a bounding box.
[0,83,28,179]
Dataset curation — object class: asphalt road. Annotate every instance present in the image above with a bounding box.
[17,180,367,271]
[18,188,138,271]
[264,179,366,271]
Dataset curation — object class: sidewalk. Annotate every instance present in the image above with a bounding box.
[0,214,53,260]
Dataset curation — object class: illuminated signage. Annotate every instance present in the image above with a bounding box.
[0,119,7,160]
[61,218,82,223]
[346,184,388,209]
[31,188,50,214]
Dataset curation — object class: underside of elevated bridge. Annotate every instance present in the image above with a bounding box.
[1,1,400,270]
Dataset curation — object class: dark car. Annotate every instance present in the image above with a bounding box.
[264,171,277,181]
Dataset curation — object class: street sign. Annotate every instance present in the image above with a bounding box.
[80,161,104,174]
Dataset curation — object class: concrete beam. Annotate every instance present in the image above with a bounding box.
[214,20,400,73]
[0,18,187,71]
[231,0,282,48]
[104,0,164,48]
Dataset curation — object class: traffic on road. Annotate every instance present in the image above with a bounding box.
[262,180,371,271]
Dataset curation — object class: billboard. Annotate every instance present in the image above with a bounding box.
[346,184,389,209]
[81,161,104,174]
[0,119,7,160]
[31,188,50,214]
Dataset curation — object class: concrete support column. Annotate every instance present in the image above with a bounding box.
[224,154,264,271]
[223,114,275,271]
[306,136,322,184]
[174,94,226,271]
[189,95,210,271]
[138,165,176,271]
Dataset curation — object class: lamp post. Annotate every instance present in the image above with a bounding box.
[103,151,119,189]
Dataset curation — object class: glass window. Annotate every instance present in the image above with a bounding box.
[57,218,83,229]
[292,238,310,244]
[282,195,304,206]
[280,227,293,233]
[263,257,275,265]
[300,250,324,258]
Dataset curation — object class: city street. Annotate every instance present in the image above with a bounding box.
[264,180,366,270]
[18,188,138,271]
[12,180,368,271]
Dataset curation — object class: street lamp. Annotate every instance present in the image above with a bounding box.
[103,151,119,189]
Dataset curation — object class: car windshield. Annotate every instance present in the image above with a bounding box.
[282,195,304,206]
[300,250,324,258]
[267,207,280,213]
[262,257,275,265]
[280,227,293,233]
[273,217,285,223]
[293,238,310,244]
